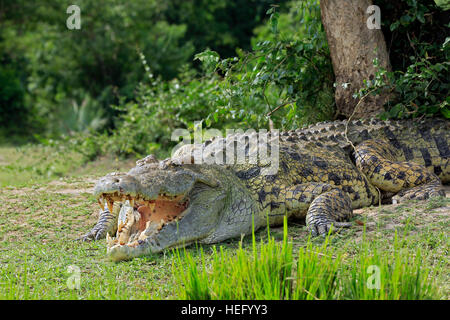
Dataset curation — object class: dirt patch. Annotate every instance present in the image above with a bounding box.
[3,176,98,197]
[349,186,450,240]
[47,178,97,195]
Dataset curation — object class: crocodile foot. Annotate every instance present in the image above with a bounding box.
[78,208,117,241]
[392,182,445,204]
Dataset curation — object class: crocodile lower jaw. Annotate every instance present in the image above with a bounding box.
[98,192,189,249]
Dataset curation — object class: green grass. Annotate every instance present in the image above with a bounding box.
[0,145,134,187]
[0,144,448,299]
[173,221,295,299]
[341,231,442,299]
[173,219,444,300]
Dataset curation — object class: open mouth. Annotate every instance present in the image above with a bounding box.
[98,192,190,248]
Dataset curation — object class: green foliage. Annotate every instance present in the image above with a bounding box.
[434,0,450,10]
[58,92,108,135]
[2,0,448,156]
[1,0,284,140]
[164,0,287,59]
[0,0,195,138]
[357,49,449,119]
[0,65,29,138]
[101,60,222,157]
[96,1,335,158]
[368,0,450,119]
[205,1,335,129]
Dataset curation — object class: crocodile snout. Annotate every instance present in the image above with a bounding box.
[94,173,141,198]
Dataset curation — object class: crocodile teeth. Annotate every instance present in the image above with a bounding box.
[107,198,114,213]
[112,202,121,215]
[138,222,151,241]
[118,207,134,245]
[118,207,142,245]
[106,233,115,247]
[98,198,104,210]
[129,232,138,243]
[118,221,125,232]
[139,221,161,239]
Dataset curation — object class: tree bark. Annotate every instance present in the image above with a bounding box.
[320,0,392,119]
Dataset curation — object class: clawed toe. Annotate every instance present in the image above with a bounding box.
[308,221,352,237]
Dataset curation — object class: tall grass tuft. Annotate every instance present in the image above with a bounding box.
[292,236,341,299]
[173,218,294,299]
[339,231,442,299]
[172,219,443,300]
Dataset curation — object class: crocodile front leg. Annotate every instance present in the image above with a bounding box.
[280,183,353,236]
[78,204,119,241]
[306,188,354,236]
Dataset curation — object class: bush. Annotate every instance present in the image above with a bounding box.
[0,65,27,138]
[365,0,450,119]
[205,1,335,129]
[0,0,292,140]
[95,1,335,158]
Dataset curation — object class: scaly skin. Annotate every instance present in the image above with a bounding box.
[82,118,449,261]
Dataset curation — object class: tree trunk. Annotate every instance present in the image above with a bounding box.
[320,0,392,119]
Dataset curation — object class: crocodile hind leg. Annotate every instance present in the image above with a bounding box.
[391,180,444,204]
[281,183,353,236]
[355,139,445,203]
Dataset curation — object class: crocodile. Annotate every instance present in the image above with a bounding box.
[80,118,449,261]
